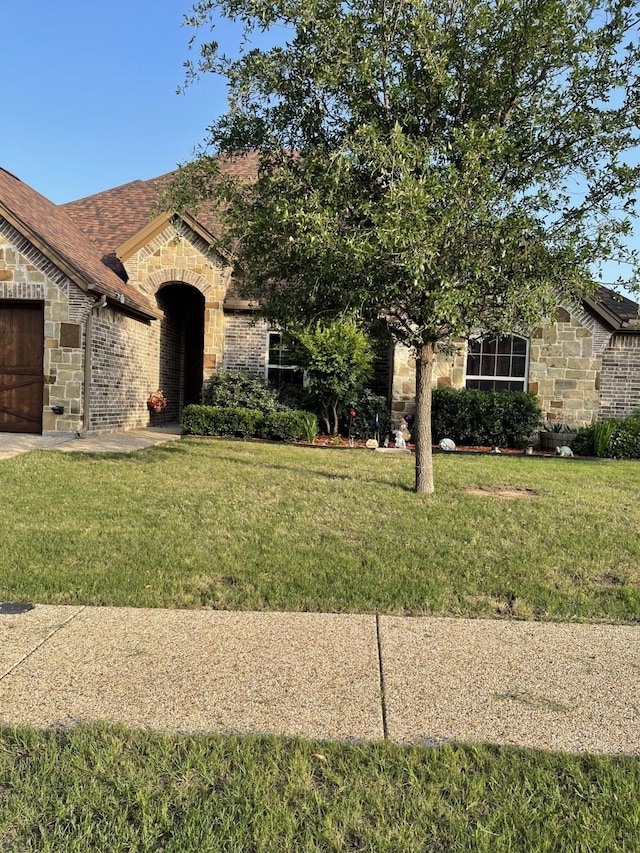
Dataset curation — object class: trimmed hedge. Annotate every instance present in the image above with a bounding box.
[181,405,264,438]
[431,387,542,448]
[181,405,314,443]
[261,411,316,442]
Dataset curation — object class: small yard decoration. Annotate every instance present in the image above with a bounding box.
[147,389,168,413]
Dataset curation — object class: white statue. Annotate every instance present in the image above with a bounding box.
[439,438,456,452]
[556,445,574,457]
[394,429,406,449]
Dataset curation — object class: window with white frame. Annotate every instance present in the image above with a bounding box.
[266,332,303,387]
[465,335,529,391]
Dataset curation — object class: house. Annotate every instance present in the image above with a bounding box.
[0,162,639,436]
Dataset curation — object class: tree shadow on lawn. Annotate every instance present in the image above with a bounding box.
[207,449,416,491]
[57,441,417,490]
[59,442,193,464]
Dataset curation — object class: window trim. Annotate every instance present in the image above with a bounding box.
[464,334,530,392]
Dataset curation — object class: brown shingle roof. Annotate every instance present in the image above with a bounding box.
[0,167,156,319]
[62,153,260,257]
[587,285,640,330]
[61,174,174,257]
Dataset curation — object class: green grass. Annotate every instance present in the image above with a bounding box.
[0,724,638,852]
[1,439,639,621]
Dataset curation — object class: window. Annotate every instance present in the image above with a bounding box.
[465,335,529,391]
[266,332,303,387]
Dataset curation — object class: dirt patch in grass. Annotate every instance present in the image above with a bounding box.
[463,485,539,499]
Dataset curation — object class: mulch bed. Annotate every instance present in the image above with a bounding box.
[298,437,556,456]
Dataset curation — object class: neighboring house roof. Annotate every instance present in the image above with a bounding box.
[586,285,640,331]
[0,167,156,320]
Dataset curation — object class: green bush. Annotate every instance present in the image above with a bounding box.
[607,417,640,459]
[572,416,640,459]
[261,411,316,442]
[344,389,392,440]
[181,405,264,438]
[572,425,596,456]
[201,371,284,414]
[431,388,542,448]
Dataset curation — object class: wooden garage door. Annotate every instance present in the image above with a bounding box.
[0,302,44,433]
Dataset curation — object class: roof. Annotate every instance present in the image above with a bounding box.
[586,285,640,331]
[62,153,260,259]
[0,167,156,320]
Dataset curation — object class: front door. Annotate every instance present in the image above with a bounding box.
[0,302,44,433]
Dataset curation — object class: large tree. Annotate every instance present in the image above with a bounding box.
[171,0,640,492]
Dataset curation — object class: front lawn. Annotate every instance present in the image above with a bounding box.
[1,724,638,852]
[1,440,638,621]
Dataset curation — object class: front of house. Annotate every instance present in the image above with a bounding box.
[0,162,639,437]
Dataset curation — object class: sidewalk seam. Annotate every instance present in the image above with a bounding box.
[0,606,86,682]
[375,614,388,740]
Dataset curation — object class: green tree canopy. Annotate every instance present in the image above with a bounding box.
[170,0,640,492]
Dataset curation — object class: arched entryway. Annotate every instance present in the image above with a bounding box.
[156,283,205,421]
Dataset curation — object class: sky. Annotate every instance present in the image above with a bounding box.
[2,0,638,292]
[3,0,227,203]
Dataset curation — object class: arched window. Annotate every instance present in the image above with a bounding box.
[465,335,529,392]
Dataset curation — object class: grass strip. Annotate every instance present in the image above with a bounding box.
[0,724,638,852]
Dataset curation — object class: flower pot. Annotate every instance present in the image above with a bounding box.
[539,431,577,452]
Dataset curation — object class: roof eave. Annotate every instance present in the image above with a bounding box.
[582,294,625,331]
[0,201,92,294]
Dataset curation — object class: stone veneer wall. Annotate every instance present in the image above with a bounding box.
[600,334,640,419]
[528,306,608,427]
[223,311,270,377]
[0,222,91,433]
[390,306,611,428]
[126,219,231,379]
[391,342,466,422]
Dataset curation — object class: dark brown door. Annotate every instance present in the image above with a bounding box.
[0,302,44,433]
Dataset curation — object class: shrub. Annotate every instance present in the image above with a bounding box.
[285,320,373,434]
[201,371,283,414]
[181,405,264,438]
[343,389,392,441]
[431,388,542,448]
[573,416,640,459]
[607,417,640,459]
[261,411,315,442]
[572,425,596,456]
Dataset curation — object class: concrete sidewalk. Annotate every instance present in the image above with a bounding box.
[0,426,182,459]
[0,605,637,754]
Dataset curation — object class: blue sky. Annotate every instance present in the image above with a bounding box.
[3,0,225,203]
[2,0,638,291]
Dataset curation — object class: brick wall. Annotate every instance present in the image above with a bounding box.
[89,307,159,431]
[128,219,230,380]
[527,306,608,427]
[223,311,270,376]
[600,334,640,419]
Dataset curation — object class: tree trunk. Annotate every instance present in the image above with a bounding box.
[414,341,436,494]
[321,401,331,435]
